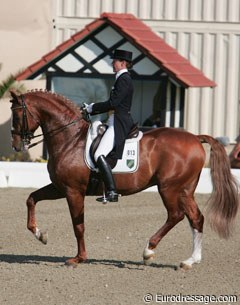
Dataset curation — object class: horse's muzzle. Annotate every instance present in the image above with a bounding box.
[12,139,29,152]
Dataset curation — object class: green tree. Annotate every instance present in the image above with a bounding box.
[0,73,26,99]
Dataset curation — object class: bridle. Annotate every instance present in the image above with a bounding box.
[11,95,36,149]
[11,95,82,150]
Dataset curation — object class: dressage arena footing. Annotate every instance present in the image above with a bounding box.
[1,161,240,193]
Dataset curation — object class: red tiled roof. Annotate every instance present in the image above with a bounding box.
[16,13,216,88]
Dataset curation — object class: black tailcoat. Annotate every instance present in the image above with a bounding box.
[91,72,134,159]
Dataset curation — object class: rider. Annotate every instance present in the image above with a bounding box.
[84,49,134,202]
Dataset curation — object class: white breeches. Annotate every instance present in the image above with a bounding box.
[94,114,115,162]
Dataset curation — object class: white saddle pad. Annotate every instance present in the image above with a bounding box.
[84,121,143,173]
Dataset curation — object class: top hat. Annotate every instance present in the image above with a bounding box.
[111,49,133,62]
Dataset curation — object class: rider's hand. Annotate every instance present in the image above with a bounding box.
[81,103,94,114]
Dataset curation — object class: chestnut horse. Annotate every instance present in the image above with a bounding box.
[10,90,239,269]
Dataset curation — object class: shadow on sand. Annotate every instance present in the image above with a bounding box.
[0,253,178,270]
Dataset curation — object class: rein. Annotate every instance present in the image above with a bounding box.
[27,117,82,149]
[29,119,82,149]
[11,95,83,150]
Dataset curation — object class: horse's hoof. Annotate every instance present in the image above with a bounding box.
[65,257,87,267]
[180,262,192,270]
[143,255,155,266]
[143,242,155,265]
[39,231,48,245]
[65,260,79,268]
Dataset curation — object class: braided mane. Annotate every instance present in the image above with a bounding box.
[25,89,81,115]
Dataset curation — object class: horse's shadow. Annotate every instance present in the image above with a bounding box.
[0,254,178,270]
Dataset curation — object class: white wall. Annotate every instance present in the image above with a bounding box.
[53,0,240,21]
[0,0,52,82]
[156,24,240,142]
[1,162,240,195]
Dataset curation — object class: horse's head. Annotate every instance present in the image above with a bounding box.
[10,91,40,152]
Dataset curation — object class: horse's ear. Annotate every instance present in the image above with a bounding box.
[10,90,19,103]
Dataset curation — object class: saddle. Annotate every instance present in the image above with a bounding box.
[89,123,140,167]
[85,122,142,196]
[84,120,143,174]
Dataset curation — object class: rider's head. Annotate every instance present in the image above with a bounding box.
[111,49,133,72]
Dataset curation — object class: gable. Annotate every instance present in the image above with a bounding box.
[16,13,216,88]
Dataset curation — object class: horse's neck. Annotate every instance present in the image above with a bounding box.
[40,101,76,127]
[46,121,88,159]
[31,94,79,131]
[31,93,88,153]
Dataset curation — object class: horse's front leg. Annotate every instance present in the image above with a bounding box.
[27,183,64,244]
[65,188,87,266]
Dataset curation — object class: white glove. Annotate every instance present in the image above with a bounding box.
[85,103,94,114]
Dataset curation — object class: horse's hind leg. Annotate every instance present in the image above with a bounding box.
[143,189,185,265]
[179,194,204,270]
[27,183,64,244]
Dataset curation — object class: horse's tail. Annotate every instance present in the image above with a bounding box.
[198,135,239,239]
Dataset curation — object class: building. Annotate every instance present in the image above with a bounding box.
[16,13,215,131]
[1,0,240,159]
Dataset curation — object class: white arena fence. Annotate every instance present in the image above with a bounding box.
[0,161,240,194]
[0,162,51,188]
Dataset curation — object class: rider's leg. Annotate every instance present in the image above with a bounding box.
[94,115,118,202]
[96,155,118,202]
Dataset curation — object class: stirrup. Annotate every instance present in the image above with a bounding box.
[96,190,119,203]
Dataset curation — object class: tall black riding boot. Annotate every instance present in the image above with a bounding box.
[96,155,118,202]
